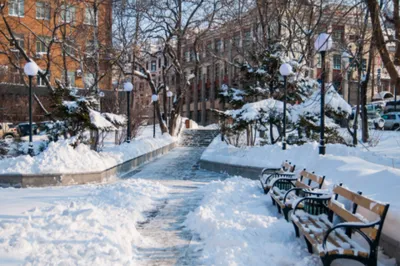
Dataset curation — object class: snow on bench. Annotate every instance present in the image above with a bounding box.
[259,160,296,194]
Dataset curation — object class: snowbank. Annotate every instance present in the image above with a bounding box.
[185,177,395,266]
[0,133,175,174]
[0,179,169,264]
[201,137,400,240]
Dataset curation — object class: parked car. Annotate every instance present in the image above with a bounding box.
[0,122,19,141]
[384,100,400,113]
[349,111,385,130]
[381,112,400,130]
[16,122,39,137]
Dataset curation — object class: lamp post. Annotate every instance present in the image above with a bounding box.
[279,63,292,150]
[24,61,39,156]
[167,90,173,130]
[124,82,133,143]
[152,94,158,138]
[314,33,333,155]
[98,91,105,112]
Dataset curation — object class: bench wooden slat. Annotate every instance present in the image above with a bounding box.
[294,180,311,189]
[299,170,324,185]
[333,186,386,216]
[328,200,378,239]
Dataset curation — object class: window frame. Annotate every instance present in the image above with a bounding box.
[8,0,24,17]
[333,54,342,70]
[36,2,50,20]
[84,6,96,26]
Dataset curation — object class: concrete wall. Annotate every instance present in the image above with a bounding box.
[199,158,400,264]
[0,142,176,188]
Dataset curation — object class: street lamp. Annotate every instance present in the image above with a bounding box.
[167,90,173,130]
[314,33,333,155]
[98,91,105,112]
[152,94,158,138]
[124,82,133,143]
[24,61,39,156]
[279,63,292,150]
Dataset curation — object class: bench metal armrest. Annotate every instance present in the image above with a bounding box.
[292,194,332,215]
[261,172,296,185]
[322,220,380,254]
[283,187,304,204]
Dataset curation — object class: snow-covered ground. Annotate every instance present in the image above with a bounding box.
[0,126,175,174]
[201,131,400,242]
[0,178,170,265]
[185,177,396,266]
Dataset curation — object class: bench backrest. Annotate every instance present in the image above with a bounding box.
[329,184,390,241]
[296,169,325,189]
[282,161,296,172]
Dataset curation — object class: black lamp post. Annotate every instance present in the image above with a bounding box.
[24,61,39,156]
[279,63,292,150]
[124,82,133,143]
[167,90,173,130]
[152,94,158,138]
[314,33,332,155]
[98,91,105,112]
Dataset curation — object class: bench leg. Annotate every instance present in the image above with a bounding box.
[270,195,276,206]
[283,207,291,222]
[292,222,299,237]
[277,204,281,214]
[321,256,332,266]
[263,187,270,194]
[304,237,313,253]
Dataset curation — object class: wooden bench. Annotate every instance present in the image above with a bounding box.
[259,161,296,194]
[291,184,390,266]
[269,169,326,221]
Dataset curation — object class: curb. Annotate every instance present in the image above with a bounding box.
[0,142,177,188]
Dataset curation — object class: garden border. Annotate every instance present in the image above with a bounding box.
[0,142,177,188]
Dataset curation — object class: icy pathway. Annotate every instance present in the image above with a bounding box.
[122,147,228,266]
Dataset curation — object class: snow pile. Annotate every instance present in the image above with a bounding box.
[0,133,175,174]
[185,177,320,266]
[201,137,400,240]
[0,179,169,265]
[185,177,396,266]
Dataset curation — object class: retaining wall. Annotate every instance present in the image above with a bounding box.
[199,158,400,264]
[0,142,177,188]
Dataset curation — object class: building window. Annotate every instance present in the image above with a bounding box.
[316,54,321,68]
[85,40,96,56]
[244,30,252,47]
[37,71,50,86]
[158,58,162,68]
[8,0,24,17]
[60,5,75,23]
[362,59,367,72]
[333,55,341,70]
[185,51,190,62]
[10,33,24,50]
[84,73,94,89]
[224,38,229,51]
[151,61,156,72]
[215,63,220,79]
[62,71,76,87]
[215,39,222,53]
[36,36,50,54]
[332,29,343,42]
[233,34,240,47]
[36,2,50,20]
[84,7,96,25]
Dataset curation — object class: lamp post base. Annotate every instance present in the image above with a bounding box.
[282,141,286,150]
[319,144,326,155]
[28,143,34,156]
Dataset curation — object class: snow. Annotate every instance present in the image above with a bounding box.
[0,179,170,265]
[102,112,126,126]
[0,129,175,174]
[226,99,285,122]
[201,135,400,241]
[89,109,116,131]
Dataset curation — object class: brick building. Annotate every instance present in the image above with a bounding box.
[0,0,113,122]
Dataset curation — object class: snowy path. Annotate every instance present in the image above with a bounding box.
[122,147,227,266]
